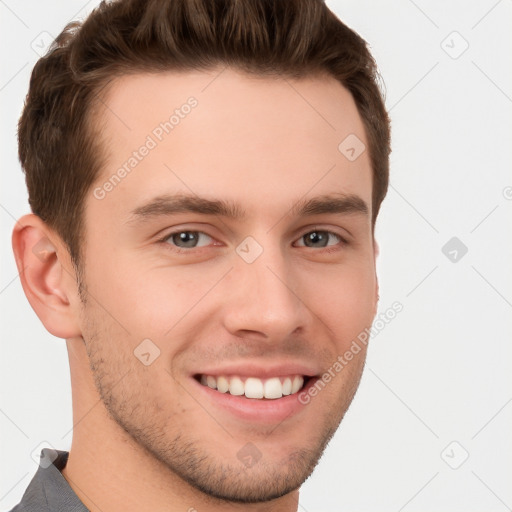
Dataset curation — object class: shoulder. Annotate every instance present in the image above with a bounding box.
[7,449,88,512]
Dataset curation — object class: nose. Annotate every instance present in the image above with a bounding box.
[221,240,308,343]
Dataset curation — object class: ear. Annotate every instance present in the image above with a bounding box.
[12,214,82,339]
[373,239,380,316]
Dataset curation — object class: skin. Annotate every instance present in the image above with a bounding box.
[13,67,379,512]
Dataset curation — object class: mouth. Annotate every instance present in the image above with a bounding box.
[194,373,312,400]
[190,364,321,424]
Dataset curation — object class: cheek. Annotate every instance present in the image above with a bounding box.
[83,252,181,332]
[303,260,376,345]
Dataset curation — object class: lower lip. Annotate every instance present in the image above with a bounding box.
[191,377,319,424]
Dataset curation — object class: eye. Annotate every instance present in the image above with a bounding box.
[294,229,347,251]
[158,228,348,254]
[161,230,215,251]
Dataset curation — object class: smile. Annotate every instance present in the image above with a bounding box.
[196,374,308,399]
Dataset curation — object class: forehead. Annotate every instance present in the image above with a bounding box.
[89,68,372,224]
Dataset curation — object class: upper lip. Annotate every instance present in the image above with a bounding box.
[193,361,321,379]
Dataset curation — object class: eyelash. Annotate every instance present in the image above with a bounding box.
[157,229,349,254]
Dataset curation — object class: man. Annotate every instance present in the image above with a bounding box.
[10,0,390,510]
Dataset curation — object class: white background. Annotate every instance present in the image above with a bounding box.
[1,1,511,511]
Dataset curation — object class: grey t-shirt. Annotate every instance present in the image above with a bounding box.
[9,448,88,512]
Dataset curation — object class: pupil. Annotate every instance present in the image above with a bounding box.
[307,232,326,247]
[176,232,197,247]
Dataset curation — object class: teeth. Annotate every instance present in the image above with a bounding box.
[217,376,229,393]
[291,376,303,394]
[245,378,264,399]
[199,374,305,399]
[206,375,217,389]
[229,376,244,396]
[282,377,292,396]
[264,377,283,399]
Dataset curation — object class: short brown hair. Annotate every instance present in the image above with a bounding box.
[18,0,391,269]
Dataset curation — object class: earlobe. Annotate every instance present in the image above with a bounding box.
[12,214,82,339]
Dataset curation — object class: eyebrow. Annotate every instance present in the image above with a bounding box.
[127,192,369,224]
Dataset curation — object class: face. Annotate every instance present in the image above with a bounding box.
[78,68,377,502]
